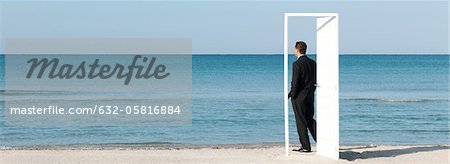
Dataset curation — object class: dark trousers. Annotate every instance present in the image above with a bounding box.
[291,92,317,149]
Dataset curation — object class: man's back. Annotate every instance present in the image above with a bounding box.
[291,55,316,100]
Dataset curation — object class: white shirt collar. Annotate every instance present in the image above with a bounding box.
[297,54,305,59]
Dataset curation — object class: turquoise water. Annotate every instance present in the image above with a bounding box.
[0,55,449,146]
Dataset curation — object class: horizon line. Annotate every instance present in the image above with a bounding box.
[0,53,448,55]
[190,53,450,55]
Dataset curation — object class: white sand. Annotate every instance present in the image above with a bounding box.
[1,145,449,164]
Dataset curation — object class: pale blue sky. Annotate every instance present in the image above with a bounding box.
[1,1,448,54]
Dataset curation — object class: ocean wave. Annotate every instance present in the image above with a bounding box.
[345,129,450,133]
[0,89,71,94]
[341,98,447,102]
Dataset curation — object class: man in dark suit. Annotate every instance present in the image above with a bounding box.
[288,41,317,153]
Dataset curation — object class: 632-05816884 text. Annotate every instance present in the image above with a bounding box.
[9,105,182,115]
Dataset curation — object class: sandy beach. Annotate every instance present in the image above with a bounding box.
[1,144,449,164]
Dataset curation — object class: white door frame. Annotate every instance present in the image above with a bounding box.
[283,13,340,160]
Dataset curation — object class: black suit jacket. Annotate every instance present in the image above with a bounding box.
[289,55,317,101]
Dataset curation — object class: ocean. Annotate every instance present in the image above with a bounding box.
[0,55,449,146]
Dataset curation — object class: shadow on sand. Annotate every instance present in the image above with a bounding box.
[339,145,449,161]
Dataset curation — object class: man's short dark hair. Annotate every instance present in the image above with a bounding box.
[295,41,307,54]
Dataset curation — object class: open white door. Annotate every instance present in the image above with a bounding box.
[316,15,340,160]
[284,13,339,160]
